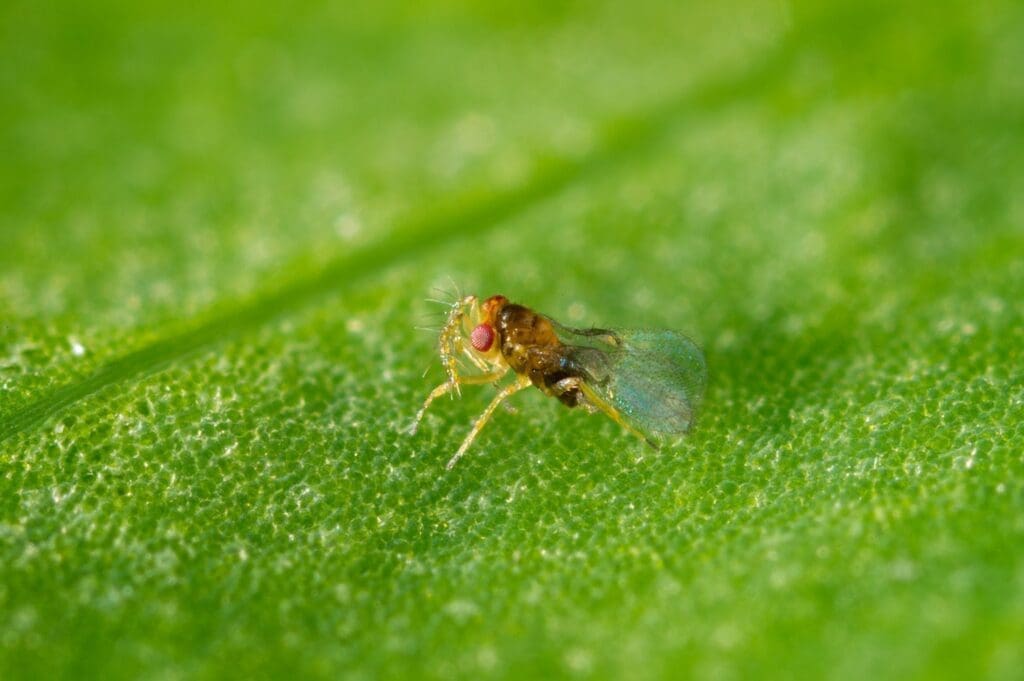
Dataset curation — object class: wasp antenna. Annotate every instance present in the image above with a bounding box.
[446,275,464,302]
[431,285,458,299]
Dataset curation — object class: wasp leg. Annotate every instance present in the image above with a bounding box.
[409,368,508,434]
[463,345,492,373]
[551,377,597,413]
[447,375,531,470]
[437,295,478,394]
[577,382,659,449]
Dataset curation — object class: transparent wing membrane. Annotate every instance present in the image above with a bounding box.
[553,322,707,439]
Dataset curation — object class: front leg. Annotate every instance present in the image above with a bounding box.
[446,375,531,469]
[409,368,508,434]
[438,295,478,389]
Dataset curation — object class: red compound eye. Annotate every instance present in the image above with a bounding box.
[470,323,495,352]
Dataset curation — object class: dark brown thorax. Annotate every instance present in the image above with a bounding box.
[484,296,584,407]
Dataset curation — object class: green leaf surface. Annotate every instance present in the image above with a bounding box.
[2,0,1023,679]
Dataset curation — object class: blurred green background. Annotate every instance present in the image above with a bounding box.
[2,0,1023,679]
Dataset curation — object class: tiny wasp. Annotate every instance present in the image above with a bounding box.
[411,294,707,469]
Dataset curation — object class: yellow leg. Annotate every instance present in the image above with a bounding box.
[437,296,478,389]
[409,368,507,434]
[578,382,658,449]
[447,376,531,469]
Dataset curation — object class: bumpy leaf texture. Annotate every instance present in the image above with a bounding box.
[2,0,1022,679]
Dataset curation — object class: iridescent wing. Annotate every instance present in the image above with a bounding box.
[551,322,707,441]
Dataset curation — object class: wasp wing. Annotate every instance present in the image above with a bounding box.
[551,322,707,439]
